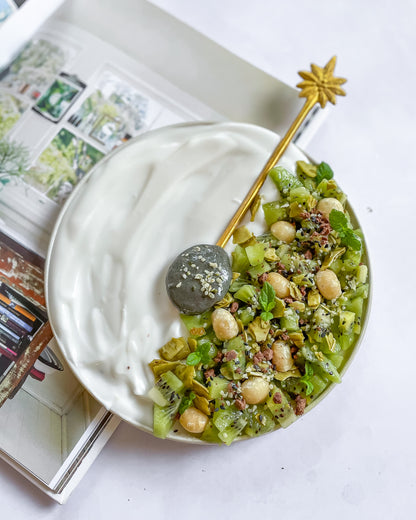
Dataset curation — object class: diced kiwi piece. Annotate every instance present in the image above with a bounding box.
[180,311,212,335]
[149,370,184,407]
[245,243,266,266]
[342,248,362,271]
[148,386,169,407]
[152,371,185,439]
[338,333,355,350]
[237,307,256,326]
[269,166,303,196]
[327,352,344,369]
[244,406,276,437]
[220,349,246,381]
[232,245,251,274]
[309,374,327,399]
[266,385,296,428]
[233,284,258,304]
[356,264,368,284]
[218,416,247,445]
[213,404,243,431]
[339,310,355,334]
[208,376,229,399]
[200,422,222,444]
[262,201,289,226]
[299,345,341,383]
[313,306,332,330]
[345,296,364,318]
[247,261,271,278]
[281,377,306,397]
[288,186,311,205]
[153,403,175,439]
[276,244,292,269]
[224,336,245,351]
[280,308,300,332]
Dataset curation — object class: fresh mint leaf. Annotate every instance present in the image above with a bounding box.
[179,392,196,414]
[329,209,348,234]
[329,210,362,251]
[187,342,212,366]
[260,311,273,322]
[316,162,334,185]
[186,352,201,366]
[198,342,212,365]
[343,229,362,251]
[259,281,276,313]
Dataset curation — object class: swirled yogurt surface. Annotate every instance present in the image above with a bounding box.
[46,122,309,438]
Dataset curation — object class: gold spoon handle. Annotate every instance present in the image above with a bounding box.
[216,56,346,249]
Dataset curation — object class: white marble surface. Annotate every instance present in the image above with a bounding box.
[1,0,415,517]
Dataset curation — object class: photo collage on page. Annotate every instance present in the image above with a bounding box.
[0,30,184,407]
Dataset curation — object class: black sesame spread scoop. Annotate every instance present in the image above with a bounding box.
[166,245,232,315]
[165,58,348,317]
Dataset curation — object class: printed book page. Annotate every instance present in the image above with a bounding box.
[0,19,222,491]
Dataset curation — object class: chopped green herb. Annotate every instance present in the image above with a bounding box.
[179,391,196,414]
[316,162,334,185]
[329,210,362,251]
[260,311,274,322]
[259,282,276,313]
[186,342,212,366]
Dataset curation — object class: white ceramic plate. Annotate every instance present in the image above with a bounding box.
[45,122,370,443]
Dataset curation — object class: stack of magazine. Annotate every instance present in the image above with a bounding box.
[0,0,327,502]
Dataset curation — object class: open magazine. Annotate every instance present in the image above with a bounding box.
[0,2,326,503]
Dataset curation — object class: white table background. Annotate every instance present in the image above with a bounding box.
[1,0,415,517]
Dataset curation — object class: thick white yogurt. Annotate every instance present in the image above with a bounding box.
[46,122,309,439]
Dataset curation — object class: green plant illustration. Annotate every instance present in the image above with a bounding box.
[0,92,28,138]
[26,129,104,203]
[1,39,68,97]
[69,71,151,151]
[0,138,29,189]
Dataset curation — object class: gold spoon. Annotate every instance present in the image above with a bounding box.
[216,55,347,247]
[166,56,347,314]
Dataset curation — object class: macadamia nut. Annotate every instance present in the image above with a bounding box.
[316,269,342,300]
[179,407,209,433]
[270,221,296,243]
[317,197,343,219]
[241,377,270,404]
[267,272,290,298]
[212,308,239,341]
